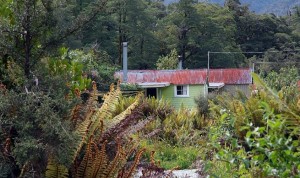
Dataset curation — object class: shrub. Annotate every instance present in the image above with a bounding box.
[0,79,79,177]
[205,74,300,177]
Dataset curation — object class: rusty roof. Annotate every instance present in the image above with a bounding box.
[115,68,252,85]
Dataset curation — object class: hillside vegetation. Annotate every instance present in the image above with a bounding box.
[165,0,300,15]
[0,0,299,177]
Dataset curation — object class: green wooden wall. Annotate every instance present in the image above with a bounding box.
[157,84,204,109]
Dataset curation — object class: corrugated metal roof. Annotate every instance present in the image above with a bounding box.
[115,69,252,85]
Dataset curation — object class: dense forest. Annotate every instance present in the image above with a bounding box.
[0,0,299,177]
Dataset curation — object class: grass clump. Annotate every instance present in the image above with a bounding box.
[140,140,201,169]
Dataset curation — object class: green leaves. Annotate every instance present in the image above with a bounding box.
[156,48,179,70]
[207,73,300,177]
[264,66,299,91]
[47,49,95,95]
[0,0,13,20]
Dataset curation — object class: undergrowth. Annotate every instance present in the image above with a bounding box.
[204,73,300,177]
[140,139,201,169]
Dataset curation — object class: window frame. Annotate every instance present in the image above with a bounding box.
[174,85,189,97]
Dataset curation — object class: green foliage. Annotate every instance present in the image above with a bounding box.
[137,96,209,146]
[195,93,218,117]
[205,157,239,178]
[45,157,68,178]
[4,60,26,87]
[47,49,93,95]
[112,95,208,170]
[194,3,245,67]
[2,0,300,176]
[47,48,118,93]
[156,48,179,70]
[105,0,161,68]
[162,107,205,146]
[119,83,141,91]
[0,77,79,177]
[264,66,299,91]
[140,140,200,169]
[0,0,59,77]
[43,85,143,177]
[205,74,300,177]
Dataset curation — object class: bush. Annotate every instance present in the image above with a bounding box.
[264,66,299,91]
[0,68,80,177]
[205,74,300,177]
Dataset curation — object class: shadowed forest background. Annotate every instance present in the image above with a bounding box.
[0,0,299,177]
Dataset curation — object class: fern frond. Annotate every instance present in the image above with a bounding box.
[122,116,156,137]
[122,148,146,178]
[68,85,147,178]
[100,97,145,142]
[93,140,108,178]
[103,140,125,178]
[252,72,277,96]
[70,118,92,163]
[69,85,121,164]
[76,138,93,178]
[88,85,122,138]
[70,104,83,128]
[45,157,68,178]
[104,92,143,130]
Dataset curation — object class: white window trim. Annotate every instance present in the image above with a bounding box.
[174,85,189,97]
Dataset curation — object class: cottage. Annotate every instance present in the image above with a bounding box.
[115,68,252,109]
[115,42,252,109]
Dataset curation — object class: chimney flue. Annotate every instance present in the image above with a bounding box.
[123,42,128,83]
[178,55,182,70]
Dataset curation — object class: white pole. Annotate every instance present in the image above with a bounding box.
[123,42,128,83]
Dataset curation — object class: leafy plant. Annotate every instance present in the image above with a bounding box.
[47,49,93,96]
[156,48,179,70]
[264,66,299,91]
[205,73,300,177]
[161,106,207,146]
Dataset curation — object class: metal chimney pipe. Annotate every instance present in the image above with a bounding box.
[123,42,128,83]
[178,55,182,70]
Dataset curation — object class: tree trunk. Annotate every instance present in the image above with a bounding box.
[24,32,31,78]
[179,27,188,68]
[24,0,32,78]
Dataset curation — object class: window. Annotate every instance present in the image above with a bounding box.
[175,85,189,97]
